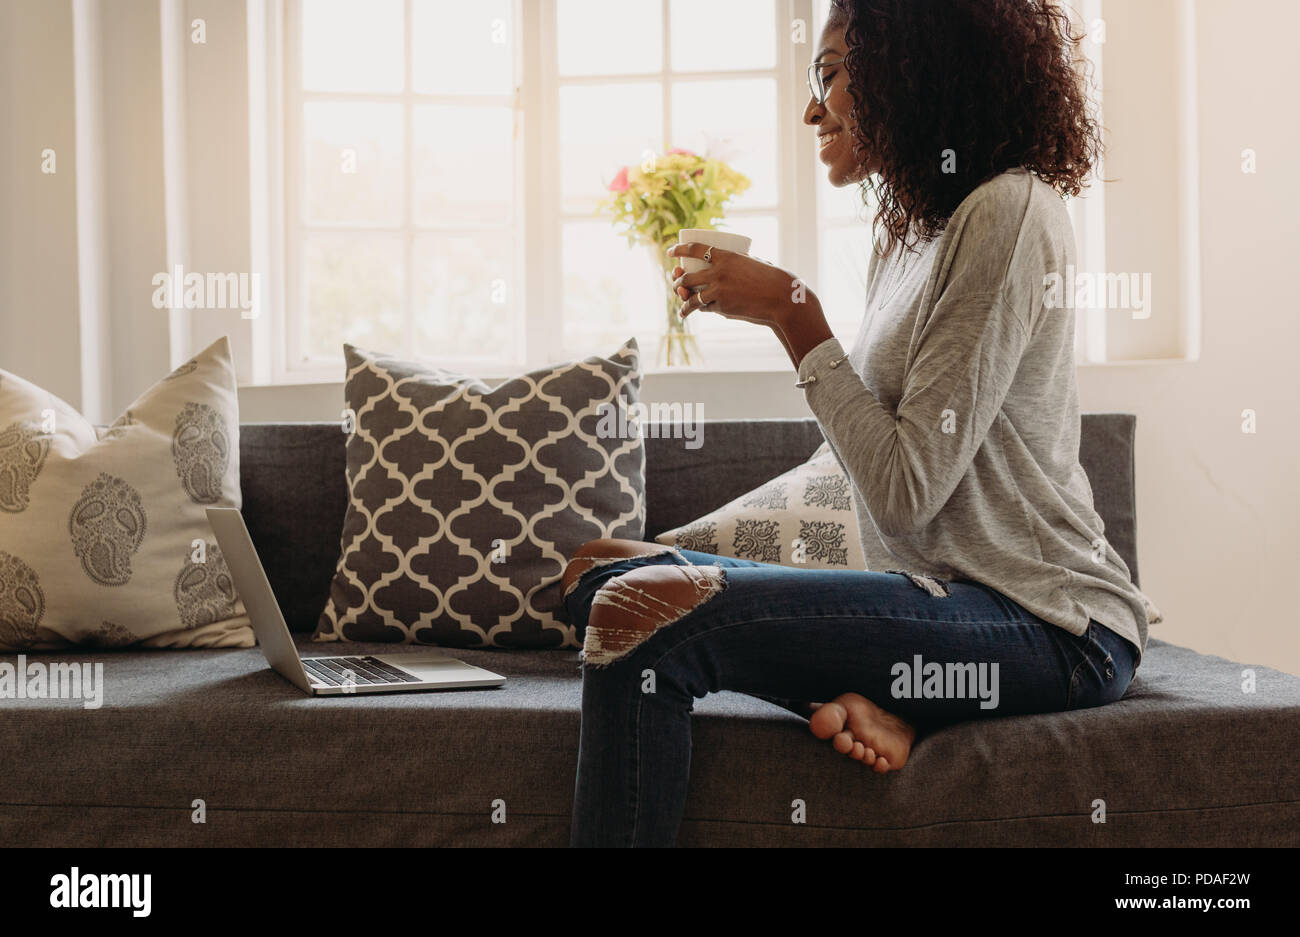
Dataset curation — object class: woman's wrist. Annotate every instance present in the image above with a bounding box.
[770,323,801,370]
[779,295,835,369]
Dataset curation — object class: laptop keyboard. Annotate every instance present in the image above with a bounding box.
[302,656,419,687]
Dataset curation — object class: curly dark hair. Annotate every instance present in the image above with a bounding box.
[827,0,1103,257]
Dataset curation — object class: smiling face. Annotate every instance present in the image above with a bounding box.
[803,23,879,187]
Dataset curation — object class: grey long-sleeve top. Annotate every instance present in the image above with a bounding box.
[797,168,1160,663]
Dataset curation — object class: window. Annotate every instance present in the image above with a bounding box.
[282,0,522,379]
[555,0,795,369]
[276,0,1117,382]
[280,0,861,379]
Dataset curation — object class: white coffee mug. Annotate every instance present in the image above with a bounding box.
[677,228,752,292]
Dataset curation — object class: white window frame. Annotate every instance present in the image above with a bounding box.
[1069,0,1109,366]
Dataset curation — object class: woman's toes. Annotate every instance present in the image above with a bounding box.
[811,693,915,772]
[809,701,848,740]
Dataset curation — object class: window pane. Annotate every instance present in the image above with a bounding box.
[414,105,513,226]
[671,79,777,209]
[301,0,403,93]
[303,102,404,226]
[412,233,519,362]
[669,0,776,72]
[560,83,662,214]
[557,0,662,76]
[412,0,514,95]
[561,221,659,360]
[301,234,405,360]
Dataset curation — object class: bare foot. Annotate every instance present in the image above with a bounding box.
[808,693,916,774]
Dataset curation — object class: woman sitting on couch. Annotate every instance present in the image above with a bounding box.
[561,0,1154,848]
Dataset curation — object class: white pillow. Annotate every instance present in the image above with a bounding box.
[655,442,867,570]
[0,337,252,650]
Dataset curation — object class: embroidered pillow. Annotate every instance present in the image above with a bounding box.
[0,337,251,650]
[655,442,867,570]
[314,340,645,649]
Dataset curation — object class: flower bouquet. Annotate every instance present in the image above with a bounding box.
[596,148,751,366]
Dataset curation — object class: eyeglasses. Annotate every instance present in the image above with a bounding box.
[807,56,846,105]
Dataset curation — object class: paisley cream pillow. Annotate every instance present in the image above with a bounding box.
[0,337,252,650]
[655,442,868,570]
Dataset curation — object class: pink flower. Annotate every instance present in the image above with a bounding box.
[609,166,629,192]
[668,148,697,157]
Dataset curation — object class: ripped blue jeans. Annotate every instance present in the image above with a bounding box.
[563,546,1139,848]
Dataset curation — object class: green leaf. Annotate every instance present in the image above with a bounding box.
[668,188,694,223]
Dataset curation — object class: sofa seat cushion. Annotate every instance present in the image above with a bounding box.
[2,637,1296,847]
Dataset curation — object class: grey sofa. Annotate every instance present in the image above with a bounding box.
[5,416,1298,847]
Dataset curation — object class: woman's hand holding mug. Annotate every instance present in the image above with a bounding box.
[666,236,834,365]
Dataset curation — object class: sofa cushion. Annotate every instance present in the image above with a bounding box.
[314,340,645,649]
[655,441,868,568]
[0,337,250,651]
[1,636,1295,847]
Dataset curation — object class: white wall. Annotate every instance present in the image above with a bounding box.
[1082,0,1300,674]
[0,0,83,411]
[0,0,175,422]
[2,0,1297,674]
[99,0,173,412]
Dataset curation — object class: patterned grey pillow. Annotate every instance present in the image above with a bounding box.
[314,340,645,649]
[0,337,250,650]
[655,442,868,570]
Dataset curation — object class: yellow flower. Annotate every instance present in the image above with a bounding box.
[596,148,750,251]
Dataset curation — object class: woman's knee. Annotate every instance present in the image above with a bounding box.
[583,563,726,668]
[562,538,676,597]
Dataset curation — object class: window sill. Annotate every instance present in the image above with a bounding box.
[244,364,800,391]
[249,353,1194,391]
[1077,355,1199,368]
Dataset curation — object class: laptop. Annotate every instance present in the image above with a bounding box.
[206,508,506,696]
